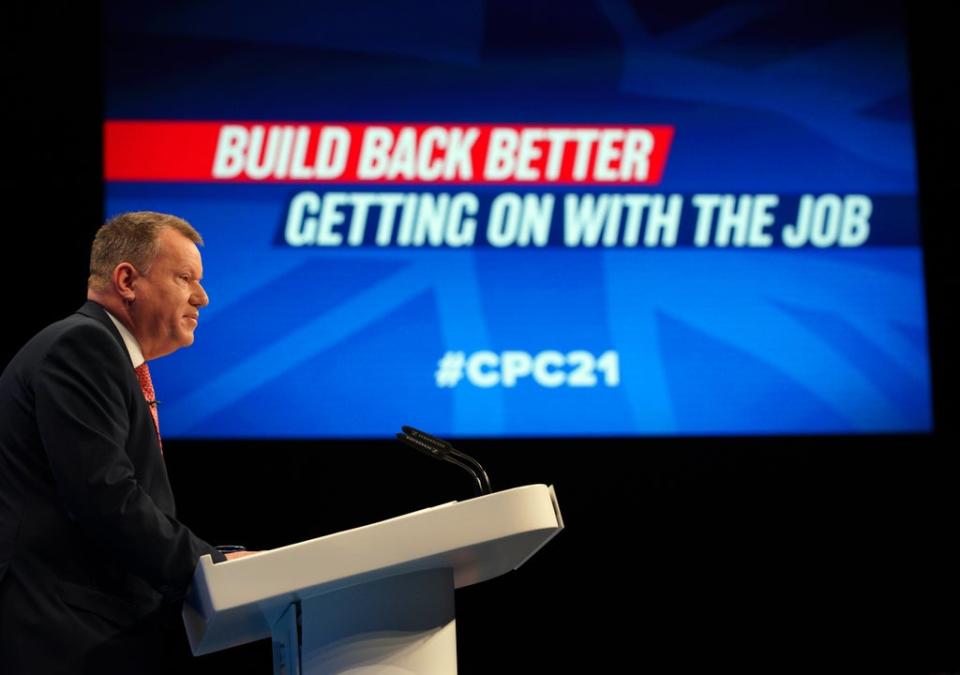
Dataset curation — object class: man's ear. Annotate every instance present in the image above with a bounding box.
[113,262,138,302]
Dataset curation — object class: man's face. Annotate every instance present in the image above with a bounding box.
[130,227,209,360]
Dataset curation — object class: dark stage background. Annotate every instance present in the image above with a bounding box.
[6,3,958,673]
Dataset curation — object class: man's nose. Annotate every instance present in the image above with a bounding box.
[192,283,209,307]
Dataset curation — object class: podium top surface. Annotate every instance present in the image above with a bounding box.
[184,483,563,654]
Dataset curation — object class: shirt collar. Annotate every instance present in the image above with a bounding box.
[103,310,146,368]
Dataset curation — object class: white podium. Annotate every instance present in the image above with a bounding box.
[183,484,564,674]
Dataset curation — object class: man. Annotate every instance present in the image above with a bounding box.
[0,212,249,673]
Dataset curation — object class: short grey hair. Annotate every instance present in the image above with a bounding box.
[88,211,203,290]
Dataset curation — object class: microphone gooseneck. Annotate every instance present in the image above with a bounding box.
[396,426,493,496]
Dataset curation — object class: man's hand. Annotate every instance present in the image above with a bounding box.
[224,550,261,560]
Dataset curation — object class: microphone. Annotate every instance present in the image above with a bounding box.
[396,426,493,496]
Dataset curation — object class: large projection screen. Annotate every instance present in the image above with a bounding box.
[103,1,930,438]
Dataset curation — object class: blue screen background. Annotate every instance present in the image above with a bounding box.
[104,0,930,437]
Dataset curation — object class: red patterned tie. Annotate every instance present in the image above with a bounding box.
[134,362,162,453]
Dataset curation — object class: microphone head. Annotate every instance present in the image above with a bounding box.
[401,425,453,450]
[396,432,444,458]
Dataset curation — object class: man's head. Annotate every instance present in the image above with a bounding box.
[87,211,209,360]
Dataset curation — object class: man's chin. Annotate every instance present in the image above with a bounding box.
[173,331,196,351]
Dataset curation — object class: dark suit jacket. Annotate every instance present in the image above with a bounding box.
[0,301,224,674]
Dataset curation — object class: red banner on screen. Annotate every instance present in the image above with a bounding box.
[105,121,674,185]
